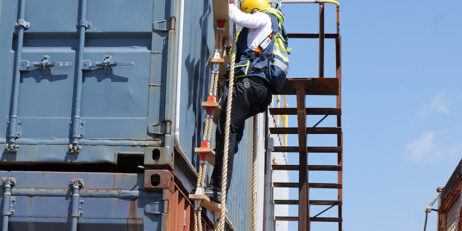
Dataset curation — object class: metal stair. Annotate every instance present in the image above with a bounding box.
[268,1,342,230]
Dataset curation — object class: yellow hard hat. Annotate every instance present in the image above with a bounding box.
[240,0,271,14]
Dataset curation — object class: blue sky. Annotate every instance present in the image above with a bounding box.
[278,0,462,230]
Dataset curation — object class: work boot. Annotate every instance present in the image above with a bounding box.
[204,184,221,203]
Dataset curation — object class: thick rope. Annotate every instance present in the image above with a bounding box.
[194,212,199,231]
[193,19,227,231]
[217,12,238,231]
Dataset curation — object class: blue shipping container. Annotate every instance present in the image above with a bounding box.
[0,0,255,230]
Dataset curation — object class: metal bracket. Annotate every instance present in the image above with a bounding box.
[153,17,176,32]
[78,20,92,29]
[19,55,72,75]
[70,179,84,218]
[5,118,22,152]
[68,120,84,154]
[193,200,202,211]
[144,201,164,215]
[2,177,16,220]
[148,120,172,135]
[15,19,30,29]
[79,199,84,217]
[81,55,134,75]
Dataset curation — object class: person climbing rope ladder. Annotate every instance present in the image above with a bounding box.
[206,0,290,202]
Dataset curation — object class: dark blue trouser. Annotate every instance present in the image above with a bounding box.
[210,76,273,192]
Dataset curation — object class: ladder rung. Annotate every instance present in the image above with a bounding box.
[189,194,221,212]
[272,182,342,188]
[269,127,341,134]
[269,108,341,115]
[287,33,339,39]
[209,57,225,63]
[274,200,340,205]
[194,148,216,166]
[202,101,220,109]
[310,217,342,222]
[272,146,341,153]
[272,165,342,171]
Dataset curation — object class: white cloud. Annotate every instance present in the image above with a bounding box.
[417,93,450,117]
[404,131,462,164]
[404,131,438,162]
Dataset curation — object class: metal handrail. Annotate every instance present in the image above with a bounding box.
[283,0,339,6]
[282,0,340,34]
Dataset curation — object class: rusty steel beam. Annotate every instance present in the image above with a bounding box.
[319,3,325,78]
[296,85,309,231]
[336,35,343,231]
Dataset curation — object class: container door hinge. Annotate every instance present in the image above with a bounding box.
[148,120,172,135]
[2,177,16,218]
[153,17,176,32]
[144,201,166,215]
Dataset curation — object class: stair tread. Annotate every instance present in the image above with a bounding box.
[269,127,341,134]
[274,200,341,205]
[273,182,342,188]
[311,217,343,222]
[272,146,341,153]
[276,78,339,95]
[272,165,342,171]
[269,107,341,115]
[275,216,342,222]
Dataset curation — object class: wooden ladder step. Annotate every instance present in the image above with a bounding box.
[189,194,221,212]
[272,165,342,171]
[274,200,340,205]
[275,216,342,222]
[273,182,342,189]
[194,148,216,166]
[202,101,220,109]
[272,146,341,153]
[269,107,340,115]
[269,127,341,134]
[209,57,225,63]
